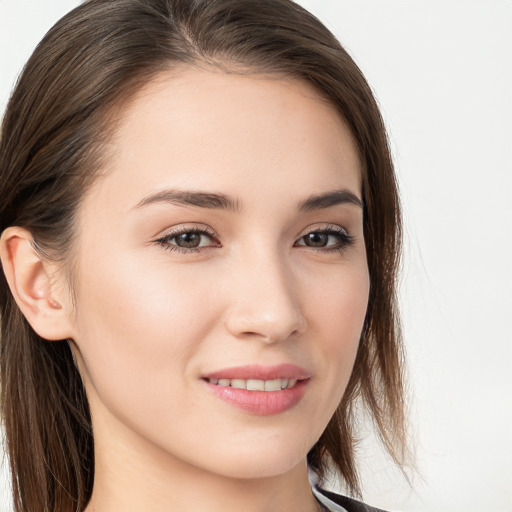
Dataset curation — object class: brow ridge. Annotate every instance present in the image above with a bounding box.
[135,189,240,212]
[298,189,363,211]
[135,187,362,213]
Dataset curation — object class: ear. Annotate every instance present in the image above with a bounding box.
[0,226,75,341]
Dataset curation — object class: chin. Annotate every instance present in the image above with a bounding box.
[187,433,313,480]
[208,454,304,480]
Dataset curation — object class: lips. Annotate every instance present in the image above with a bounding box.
[202,363,310,381]
[202,364,310,415]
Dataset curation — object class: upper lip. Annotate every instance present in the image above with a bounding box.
[202,363,310,381]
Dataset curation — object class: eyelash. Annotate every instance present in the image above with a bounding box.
[294,225,355,254]
[154,224,355,254]
[155,225,219,254]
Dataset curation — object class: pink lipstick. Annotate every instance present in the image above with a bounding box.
[202,364,310,415]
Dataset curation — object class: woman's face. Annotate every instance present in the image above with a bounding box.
[68,68,369,479]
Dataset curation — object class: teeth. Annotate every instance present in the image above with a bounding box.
[231,379,246,389]
[264,379,282,391]
[247,379,264,391]
[208,378,298,391]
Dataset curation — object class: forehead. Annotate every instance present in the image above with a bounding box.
[86,67,362,213]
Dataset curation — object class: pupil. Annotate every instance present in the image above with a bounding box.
[306,232,328,247]
[176,233,201,248]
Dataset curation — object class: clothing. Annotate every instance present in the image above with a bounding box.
[313,486,389,512]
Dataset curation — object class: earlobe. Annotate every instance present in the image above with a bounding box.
[0,227,74,341]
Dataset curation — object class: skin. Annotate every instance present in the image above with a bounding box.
[1,67,370,512]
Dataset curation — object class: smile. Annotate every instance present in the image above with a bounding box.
[203,364,310,415]
[206,378,298,391]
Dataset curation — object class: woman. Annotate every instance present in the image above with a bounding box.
[0,1,408,511]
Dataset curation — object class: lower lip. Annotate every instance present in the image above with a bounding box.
[204,380,308,415]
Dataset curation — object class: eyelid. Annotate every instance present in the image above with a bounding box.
[294,224,355,252]
[154,224,221,253]
[156,223,218,239]
[299,223,349,236]
[153,223,354,254]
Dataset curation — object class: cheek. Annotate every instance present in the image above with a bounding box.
[77,251,218,338]
[307,256,369,333]
[307,263,369,388]
[71,255,220,413]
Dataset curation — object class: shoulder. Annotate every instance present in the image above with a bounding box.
[313,486,390,512]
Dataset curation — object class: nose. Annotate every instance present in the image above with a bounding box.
[223,249,306,344]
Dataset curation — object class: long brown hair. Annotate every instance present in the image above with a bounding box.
[0,1,407,510]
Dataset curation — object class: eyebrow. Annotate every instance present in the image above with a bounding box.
[134,187,362,212]
[298,189,363,211]
[134,190,241,212]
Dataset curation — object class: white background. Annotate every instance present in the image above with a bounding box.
[1,1,511,511]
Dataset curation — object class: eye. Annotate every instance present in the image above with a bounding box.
[172,232,207,248]
[155,226,220,253]
[294,226,354,252]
